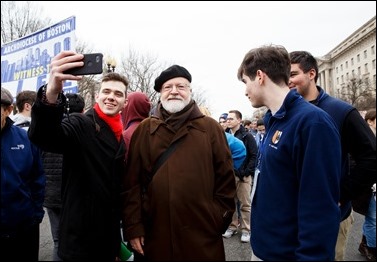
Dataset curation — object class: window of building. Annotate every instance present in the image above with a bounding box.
[373,59,376,69]
[358,67,361,75]
[337,77,339,85]
[372,45,375,55]
[341,64,343,71]
[345,61,348,69]
[357,54,360,62]
[351,58,354,66]
[336,67,338,74]
[352,70,355,77]
[365,63,368,73]
[364,50,368,59]
[341,75,344,83]
[346,72,349,80]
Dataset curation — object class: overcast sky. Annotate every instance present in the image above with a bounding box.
[37,1,376,119]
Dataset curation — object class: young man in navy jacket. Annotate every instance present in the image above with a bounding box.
[238,45,342,260]
[289,50,376,261]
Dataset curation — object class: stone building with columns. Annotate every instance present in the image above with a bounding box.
[317,15,376,100]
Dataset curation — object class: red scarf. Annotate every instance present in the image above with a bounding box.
[94,103,123,141]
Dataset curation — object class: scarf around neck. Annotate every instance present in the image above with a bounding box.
[157,100,201,131]
[94,103,123,141]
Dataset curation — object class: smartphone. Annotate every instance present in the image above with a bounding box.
[64,53,103,75]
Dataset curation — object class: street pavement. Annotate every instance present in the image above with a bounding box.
[223,211,368,261]
[39,210,369,261]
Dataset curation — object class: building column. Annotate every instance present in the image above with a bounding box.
[325,69,332,96]
[319,72,324,90]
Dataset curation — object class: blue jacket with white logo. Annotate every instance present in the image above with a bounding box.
[1,117,45,233]
[251,89,341,260]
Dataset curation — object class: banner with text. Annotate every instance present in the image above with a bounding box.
[1,16,77,100]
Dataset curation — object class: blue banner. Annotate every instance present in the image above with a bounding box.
[1,16,78,98]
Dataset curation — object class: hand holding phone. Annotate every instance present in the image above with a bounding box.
[64,53,103,75]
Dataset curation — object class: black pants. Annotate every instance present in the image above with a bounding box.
[0,223,40,261]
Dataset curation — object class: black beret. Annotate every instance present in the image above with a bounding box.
[154,65,192,92]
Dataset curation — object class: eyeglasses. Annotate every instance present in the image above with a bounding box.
[161,83,190,92]
[226,118,234,121]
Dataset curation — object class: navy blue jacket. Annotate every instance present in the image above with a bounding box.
[312,86,376,220]
[1,118,45,234]
[251,89,341,260]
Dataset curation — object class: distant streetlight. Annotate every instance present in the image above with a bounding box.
[105,56,117,72]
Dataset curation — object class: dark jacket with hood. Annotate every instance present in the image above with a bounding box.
[121,91,151,160]
[233,125,258,179]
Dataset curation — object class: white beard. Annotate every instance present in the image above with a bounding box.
[161,99,189,113]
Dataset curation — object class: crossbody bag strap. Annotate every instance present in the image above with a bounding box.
[142,137,185,195]
[151,138,184,176]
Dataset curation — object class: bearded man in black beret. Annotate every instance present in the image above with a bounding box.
[122,65,236,261]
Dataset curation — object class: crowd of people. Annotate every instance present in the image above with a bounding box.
[1,45,375,261]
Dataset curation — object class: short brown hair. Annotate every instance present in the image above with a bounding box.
[237,44,290,86]
[15,90,37,112]
[364,108,376,122]
[101,72,129,93]
[228,110,242,120]
[243,119,252,126]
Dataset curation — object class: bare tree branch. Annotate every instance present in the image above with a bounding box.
[118,49,167,105]
[117,48,211,109]
[1,1,51,45]
[340,76,376,111]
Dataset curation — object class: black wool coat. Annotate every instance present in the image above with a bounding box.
[29,89,126,261]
